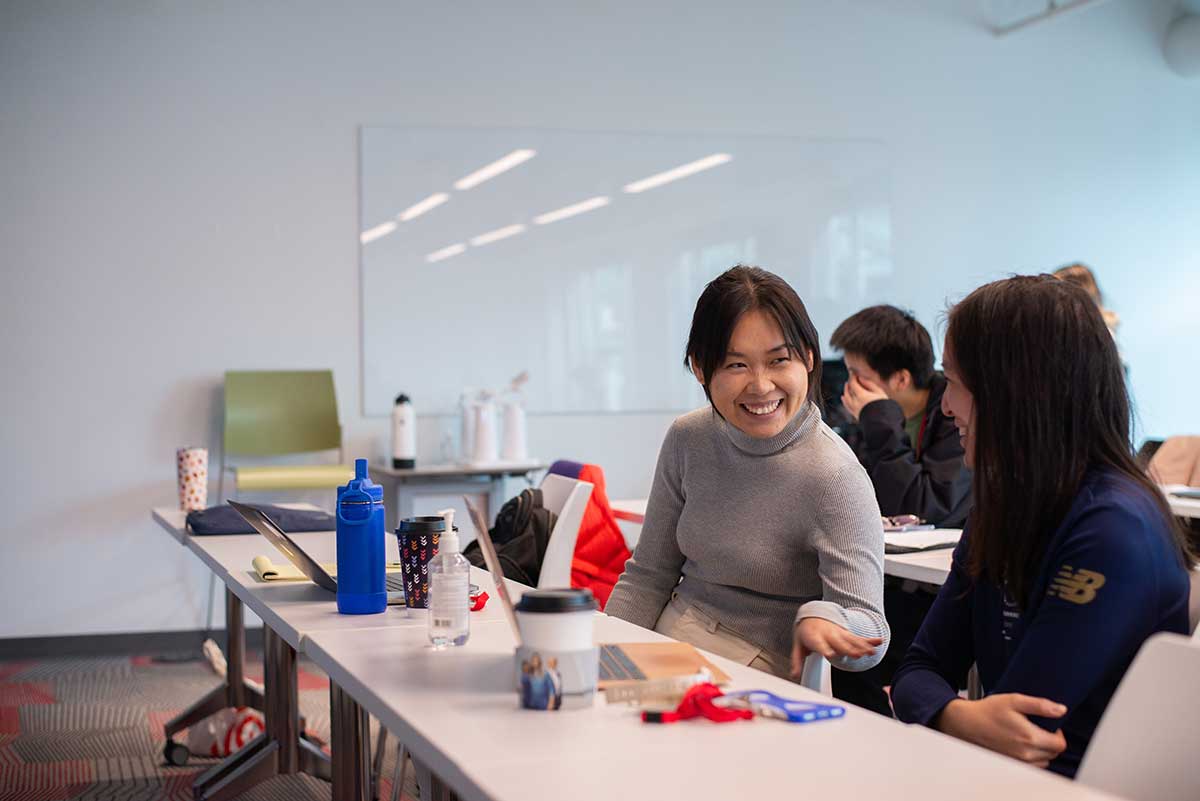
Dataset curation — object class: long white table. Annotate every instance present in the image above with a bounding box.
[303,610,1118,801]
[154,506,1120,801]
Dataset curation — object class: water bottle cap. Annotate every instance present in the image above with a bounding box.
[337,458,383,503]
[395,394,411,405]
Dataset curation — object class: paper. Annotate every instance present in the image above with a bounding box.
[250,555,404,583]
[884,529,961,554]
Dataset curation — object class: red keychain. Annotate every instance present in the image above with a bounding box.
[641,683,754,724]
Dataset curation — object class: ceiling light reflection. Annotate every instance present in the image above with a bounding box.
[533,196,611,225]
[426,243,467,263]
[622,153,733,194]
[360,221,398,244]
[399,192,450,222]
[454,149,537,190]
[469,223,527,246]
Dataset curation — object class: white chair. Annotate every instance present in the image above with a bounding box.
[536,473,594,589]
[1076,632,1200,801]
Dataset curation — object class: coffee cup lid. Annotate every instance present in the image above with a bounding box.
[514,588,596,613]
[397,516,446,534]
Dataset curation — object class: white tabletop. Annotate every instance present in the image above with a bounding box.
[151,506,193,545]
[302,612,1116,801]
[1164,485,1200,520]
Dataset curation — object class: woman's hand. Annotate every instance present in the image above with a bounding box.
[936,695,1068,768]
[791,617,883,677]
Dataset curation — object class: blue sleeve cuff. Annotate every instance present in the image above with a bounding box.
[892,670,960,727]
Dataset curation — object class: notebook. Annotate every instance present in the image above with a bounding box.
[598,641,731,688]
[250,555,405,584]
[884,528,961,554]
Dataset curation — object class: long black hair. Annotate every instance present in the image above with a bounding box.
[946,275,1192,607]
[684,265,823,409]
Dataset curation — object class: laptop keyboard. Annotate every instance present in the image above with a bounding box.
[599,644,646,682]
[385,574,405,593]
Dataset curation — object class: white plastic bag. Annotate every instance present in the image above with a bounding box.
[186,706,265,758]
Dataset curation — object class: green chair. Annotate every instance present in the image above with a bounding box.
[205,370,355,635]
[217,370,355,502]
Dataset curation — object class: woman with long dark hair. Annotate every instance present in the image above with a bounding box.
[891,275,1192,777]
[606,265,889,680]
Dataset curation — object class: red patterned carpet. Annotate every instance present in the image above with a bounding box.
[0,653,412,801]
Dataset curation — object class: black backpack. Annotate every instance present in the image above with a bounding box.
[463,488,558,586]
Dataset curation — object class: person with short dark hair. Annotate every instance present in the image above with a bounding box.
[607,265,889,681]
[830,305,971,528]
[891,275,1192,778]
[827,304,973,716]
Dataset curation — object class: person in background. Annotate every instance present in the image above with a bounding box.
[891,275,1192,778]
[1053,263,1120,338]
[827,304,973,715]
[607,265,889,682]
[831,305,972,527]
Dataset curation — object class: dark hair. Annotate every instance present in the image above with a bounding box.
[830,305,935,389]
[684,265,823,410]
[946,275,1192,607]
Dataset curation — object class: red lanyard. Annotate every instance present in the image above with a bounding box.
[915,412,929,459]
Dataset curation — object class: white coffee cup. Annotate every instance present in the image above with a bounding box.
[513,589,598,710]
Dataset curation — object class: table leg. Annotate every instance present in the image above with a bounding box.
[330,680,371,801]
[163,589,263,743]
[192,625,324,800]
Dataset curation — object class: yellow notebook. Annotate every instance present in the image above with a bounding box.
[250,555,404,583]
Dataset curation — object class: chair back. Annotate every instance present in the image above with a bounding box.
[1148,435,1200,486]
[538,474,593,589]
[1077,632,1200,801]
[224,370,341,457]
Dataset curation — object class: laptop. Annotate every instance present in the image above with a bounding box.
[228,500,407,605]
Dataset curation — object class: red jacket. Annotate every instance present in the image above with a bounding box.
[548,461,632,610]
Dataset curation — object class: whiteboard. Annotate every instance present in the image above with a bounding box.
[360,128,891,416]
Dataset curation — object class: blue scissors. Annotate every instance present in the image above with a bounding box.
[716,690,846,723]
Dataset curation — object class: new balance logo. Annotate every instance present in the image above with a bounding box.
[1048,566,1106,605]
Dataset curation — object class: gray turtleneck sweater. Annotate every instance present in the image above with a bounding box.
[606,402,889,671]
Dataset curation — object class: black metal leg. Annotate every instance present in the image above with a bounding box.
[330,681,370,801]
[192,620,326,799]
[165,589,263,743]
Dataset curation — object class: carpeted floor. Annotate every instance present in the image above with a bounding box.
[0,651,415,801]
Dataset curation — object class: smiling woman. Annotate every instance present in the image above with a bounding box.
[605,265,889,682]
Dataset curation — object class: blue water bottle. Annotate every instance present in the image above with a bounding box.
[335,459,386,614]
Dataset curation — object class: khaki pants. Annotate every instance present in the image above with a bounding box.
[653,594,791,680]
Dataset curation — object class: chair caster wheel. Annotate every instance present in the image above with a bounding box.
[164,739,190,766]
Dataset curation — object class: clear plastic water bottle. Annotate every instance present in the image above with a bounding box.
[428,509,471,647]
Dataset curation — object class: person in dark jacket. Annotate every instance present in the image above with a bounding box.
[831,304,971,527]
[891,275,1192,778]
[827,305,973,715]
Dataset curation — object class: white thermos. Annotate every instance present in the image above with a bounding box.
[391,394,416,469]
[471,397,499,464]
[500,398,528,462]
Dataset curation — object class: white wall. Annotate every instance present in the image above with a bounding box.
[1,0,1196,638]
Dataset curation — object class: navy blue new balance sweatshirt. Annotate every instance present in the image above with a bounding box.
[891,468,1190,778]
